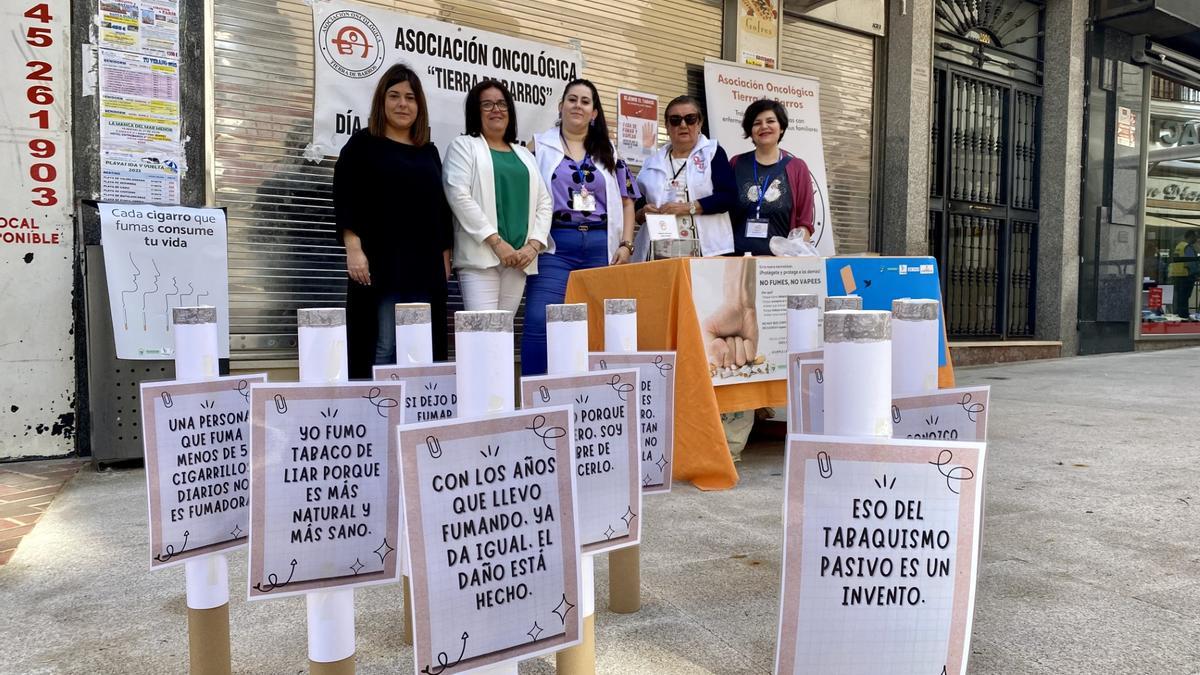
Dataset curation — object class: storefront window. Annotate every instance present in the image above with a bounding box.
[1141,75,1200,335]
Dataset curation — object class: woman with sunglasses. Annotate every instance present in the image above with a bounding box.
[334,64,452,379]
[729,98,815,255]
[521,79,640,375]
[632,95,737,260]
[443,80,552,312]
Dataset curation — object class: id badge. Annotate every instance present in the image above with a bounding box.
[572,188,597,212]
[668,180,687,203]
[745,217,769,239]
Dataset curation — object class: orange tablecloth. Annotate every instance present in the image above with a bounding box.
[566,259,785,491]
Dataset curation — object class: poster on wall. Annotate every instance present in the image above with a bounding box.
[690,256,826,386]
[617,90,658,166]
[247,382,405,600]
[99,0,180,59]
[776,435,986,675]
[310,0,582,156]
[703,58,835,256]
[398,407,582,674]
[98,203,230,359]
[0,0,76,458]
[734,0,780,68]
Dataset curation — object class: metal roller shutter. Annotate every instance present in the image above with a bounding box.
[780,14,876,253]
[209,0,723,365]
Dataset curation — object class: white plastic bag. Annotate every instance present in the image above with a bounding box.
[769,228,819,257]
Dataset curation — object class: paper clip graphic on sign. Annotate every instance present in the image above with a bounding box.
[538,385,551,403]
[892,405,902,424]
[817,451,833,479]
[160,391,174,408]
[425,435,443,459]
[273,393,287,414]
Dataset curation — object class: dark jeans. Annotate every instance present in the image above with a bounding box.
[521,228,609,375]
[373,290,446,365]
[1174,277,1196,319]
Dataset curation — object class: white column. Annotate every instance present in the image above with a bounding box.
[786,294,820,352]
[453,310,519,675]
[824,310,892,437]
[297,308,356,671]
[172,306,232,675]
[603,299,638,354]
[394,303,434,365]
[891,299,940,395]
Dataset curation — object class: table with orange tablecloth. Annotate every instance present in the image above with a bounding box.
[565,258,785,491]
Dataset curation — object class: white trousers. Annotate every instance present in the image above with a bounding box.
[457,266,526,313]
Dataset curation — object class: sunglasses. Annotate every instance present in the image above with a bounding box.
[667,113,701,127]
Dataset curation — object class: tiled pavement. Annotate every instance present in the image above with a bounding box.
[0,459,88,566]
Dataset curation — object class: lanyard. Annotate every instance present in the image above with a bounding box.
[668,147,688,181]
[752,151,783,218]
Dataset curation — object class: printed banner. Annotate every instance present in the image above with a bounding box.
[141,374,265,568]
[892,386,990,442]
[776,436,986,675]
[589,352,676,493]
[99,203,230,359]
[311,0,582,155]
[703,58,834,255]
[398,407,582,675]
[691,256,826,386]
[373,363,458,423]
[521,370,641,554]
[616,90,658,166]
[248,382,404,600]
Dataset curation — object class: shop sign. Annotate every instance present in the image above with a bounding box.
[1147,176,1200,213]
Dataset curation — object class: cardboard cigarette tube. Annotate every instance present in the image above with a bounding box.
[786,295,820,353]
[603,299,641,615]
[394,303,434,366]
[824,295,862,313]
[891,299,940,396]
[454,311,520,675]
[824,310,892,437]
[297,308,357,671]
[172,307,232,675]
[393,303,432,646]
[547,304,596,675]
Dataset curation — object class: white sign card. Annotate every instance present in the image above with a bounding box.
[777,435,986,675]
[248,382,404,599]
[645,213,678,241]
[785,350,821,433]
[691,256,826,386]
[311,0,581,155]
[373,363,458,424]
[703,58,835,256]
[398,407,582,675]
[588,352,676,494]
[98,203,230,359]
[140,374,265,568]
[520,370,642,554]
[892,386,990,442]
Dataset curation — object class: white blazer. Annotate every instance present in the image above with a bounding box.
[442,134,553,274]
[532,128,625,263]
[633,134,734,260]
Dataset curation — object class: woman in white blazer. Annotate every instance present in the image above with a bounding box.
[442,80,552,312]
[523,79,639,375]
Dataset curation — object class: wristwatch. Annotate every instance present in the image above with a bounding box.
[688,201,697,216]
[619,240,634,254]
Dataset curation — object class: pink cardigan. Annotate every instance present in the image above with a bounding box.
[729,150,816,235]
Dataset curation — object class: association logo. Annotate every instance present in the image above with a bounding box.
[318,10,385,79]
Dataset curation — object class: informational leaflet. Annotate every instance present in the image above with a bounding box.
[691,256,826,386]
[891,386,990,442]
[248,382,404,599]
[521,370,641,554]
[787,355,822,435]
[398,407,582,675]
[616,90,658,166]
[98,203,230,359]
[141,374,266,568]
[99,0,180,58]
[310,0,581,155]
[98,49,180,145]
[776,436,986,675]
[100,150,182,204]
[588,352,676,494]
[373,363,458,424]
